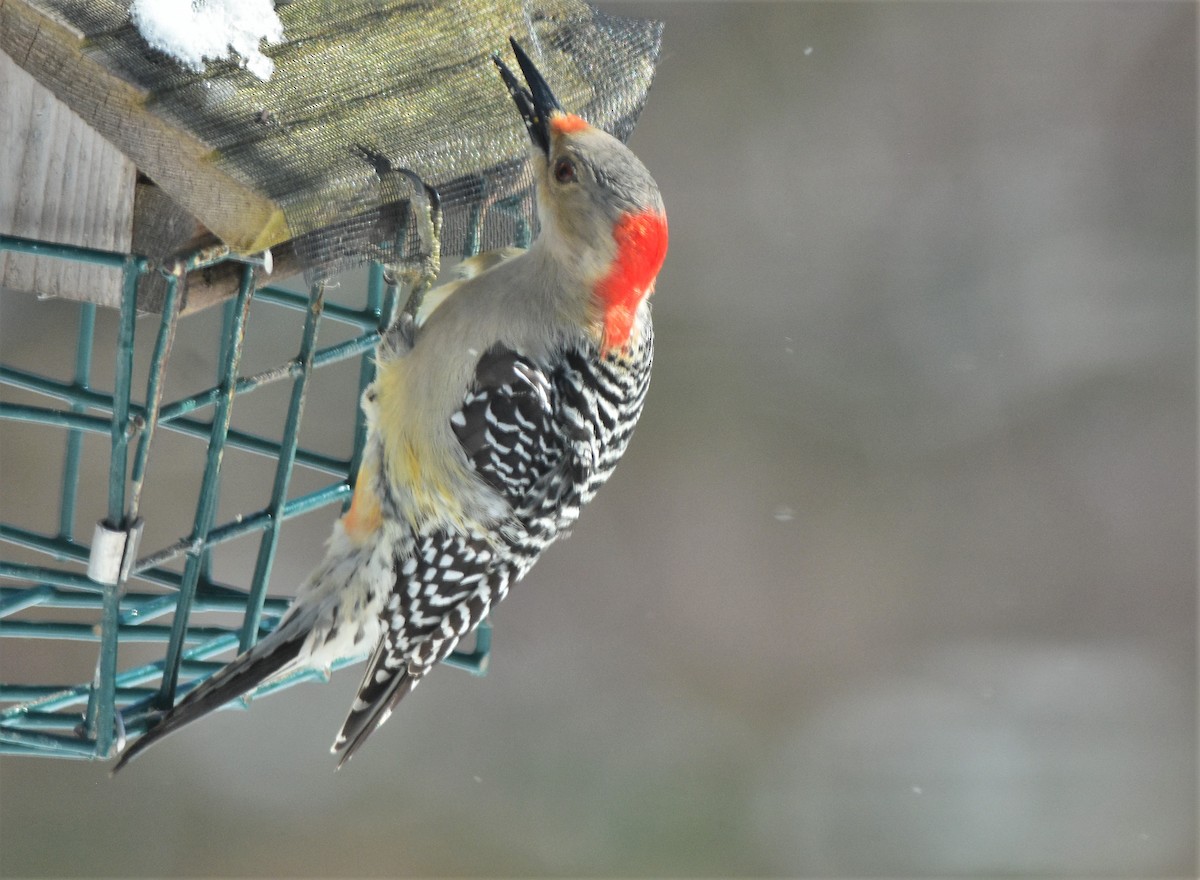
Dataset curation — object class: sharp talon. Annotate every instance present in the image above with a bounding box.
[382,313,417,356]
[351,143,394,176]
[392,169,443,284]
[373,168,442,360]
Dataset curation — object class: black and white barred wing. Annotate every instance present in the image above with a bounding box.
[453,344,584,504]
[332,345,576,765]
[332,527,510,765]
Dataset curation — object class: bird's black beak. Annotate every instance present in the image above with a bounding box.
[493,37,563,157]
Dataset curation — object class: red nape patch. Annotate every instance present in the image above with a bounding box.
[595,210,669,351]
[550,113,589,135]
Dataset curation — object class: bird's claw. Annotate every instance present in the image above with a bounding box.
[381,312,418,357]
[352,149,442,358]
[395,169,442,324]
[350,143,394,176]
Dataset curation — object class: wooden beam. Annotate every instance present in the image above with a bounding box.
[132,183,301,315]
[0,49,136,307]
[1,0,288,254]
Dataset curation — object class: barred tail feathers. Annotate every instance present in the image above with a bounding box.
[331,638,419,768]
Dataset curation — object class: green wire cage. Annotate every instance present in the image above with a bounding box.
[0,233,493,760]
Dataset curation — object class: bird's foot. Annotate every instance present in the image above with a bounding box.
[352,148,443,357]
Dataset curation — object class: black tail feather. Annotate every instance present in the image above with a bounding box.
[331,638,419,768]
[332,671,415,769]
[111,624,309,773]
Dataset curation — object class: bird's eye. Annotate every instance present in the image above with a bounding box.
[553,157,577,184]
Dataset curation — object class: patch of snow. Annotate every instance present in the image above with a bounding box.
[129,0,284,81]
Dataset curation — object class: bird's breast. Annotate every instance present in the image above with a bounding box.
[373,353,479,530]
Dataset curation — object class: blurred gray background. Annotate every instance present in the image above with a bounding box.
[1,2,1196,876]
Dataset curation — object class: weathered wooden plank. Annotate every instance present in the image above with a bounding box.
[130,183,300,315]
[1,0,287,254]
[1,0,663,265]
[0,49,136,306]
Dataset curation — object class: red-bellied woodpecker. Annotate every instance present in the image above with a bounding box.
[113,38,668,771]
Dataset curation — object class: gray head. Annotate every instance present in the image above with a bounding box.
[493,40,667,273]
